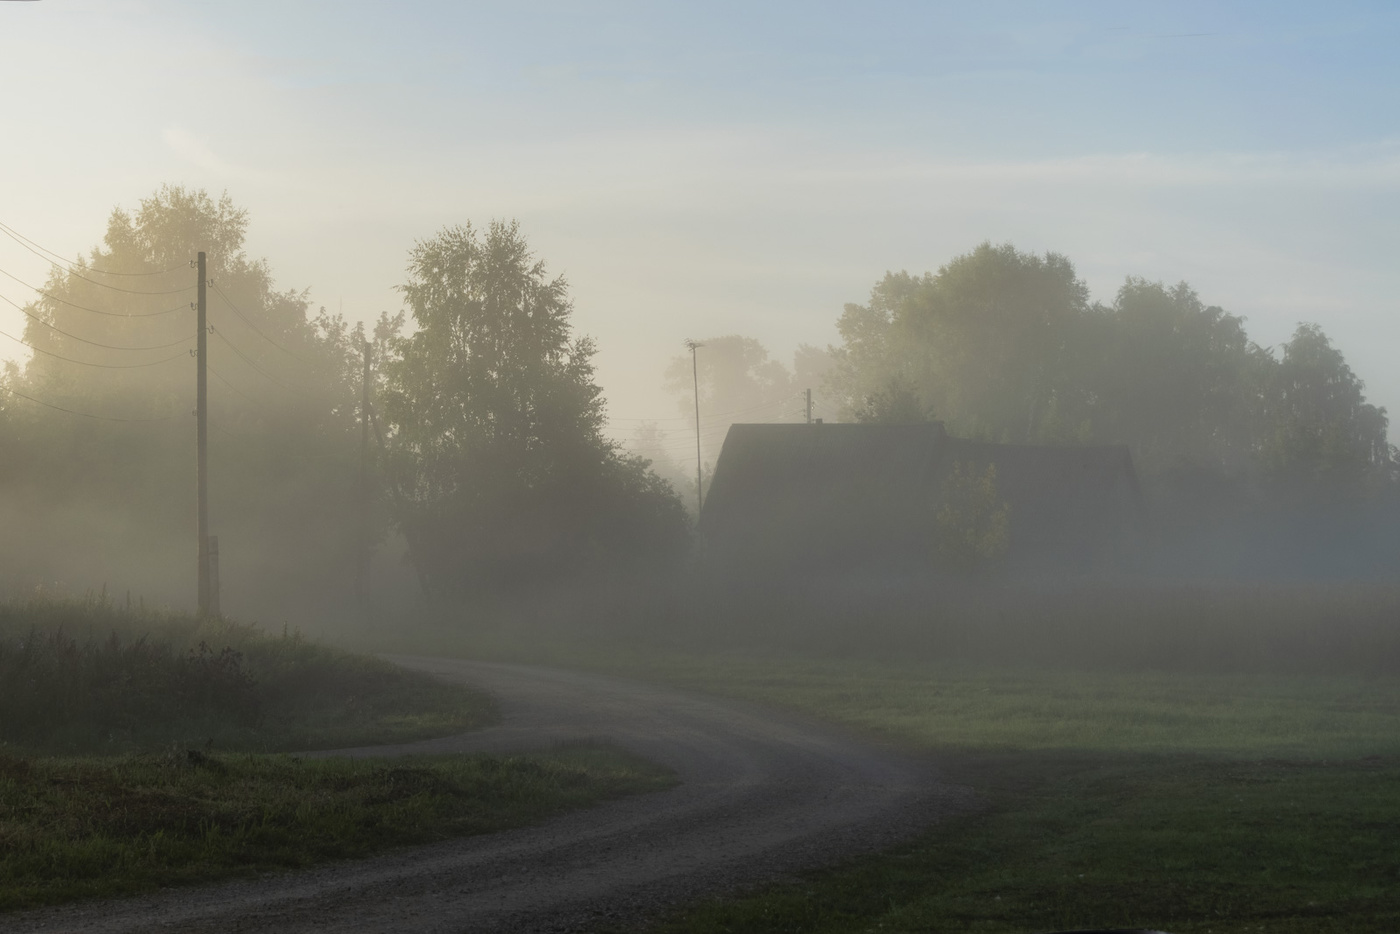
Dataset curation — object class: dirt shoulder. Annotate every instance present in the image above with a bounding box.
[10,657,968,934]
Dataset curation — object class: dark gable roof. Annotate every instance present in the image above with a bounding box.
[700,423,1143,574]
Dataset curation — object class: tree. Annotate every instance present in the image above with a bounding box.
[853,375,934,424]
[663,335,795,426]
[827,244,1089,441]
[660,335,799,505]
[934,462,1011,572]
[1261,323,1392,486]
[1079,278,1269,476]
[380,221,688,595]
[826,246,1393,500]
[627,421,709,517]
[0,186,372,619]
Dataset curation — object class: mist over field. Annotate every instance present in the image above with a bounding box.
[8,8,1400,934]
[1,184,1398,671]
[0,1,1397,661]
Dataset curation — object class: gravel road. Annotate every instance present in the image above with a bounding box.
[10,657,969,933]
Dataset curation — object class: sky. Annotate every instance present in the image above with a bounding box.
[2,0,1399,456]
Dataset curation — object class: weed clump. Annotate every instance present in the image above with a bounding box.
[0,631,260,751]
[0,595,496,755]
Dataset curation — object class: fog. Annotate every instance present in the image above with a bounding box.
[2,3,1400,660]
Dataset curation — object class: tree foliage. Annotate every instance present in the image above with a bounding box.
[830,244,1088,442]
[0,186,373,619]
[934,462,1011,572]
[854,375,935,424]
[0,195,689,614]
[380,221,688,595]
[827,242,1393,495]
[1261,324,1392,485]
[662,335,796,427]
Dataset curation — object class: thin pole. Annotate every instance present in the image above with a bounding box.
[196,251,209,615]
[806,388,812,424]
[685,339,704,515]
[356,340,370,603]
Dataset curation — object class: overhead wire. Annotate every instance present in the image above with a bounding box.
[0,292,195,351]
[0,266,192,317]
[210,283,318,364]
[211,329,344,404]
[0,382,181,422]
[0,221,193,293]
[207,365,262,406]
[0,328,192,370]
[0,220,188,277]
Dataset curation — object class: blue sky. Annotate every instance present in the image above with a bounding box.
[2,1,1398,453]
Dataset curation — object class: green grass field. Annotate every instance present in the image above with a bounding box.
[0,596,676,912]
[0,743,674,911]
[618,655,1400,757]
[575,654,1400,934]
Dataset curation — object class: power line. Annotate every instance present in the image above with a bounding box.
[0,382,181,422]
[209,362,349,417]
[0,292,195,351]
[0,266,192,317]
[0,328,192,369]
[207,364,262,405]
[0,220,188,277]
[0,222,192,295]
[211,329,342,403]
[210,282,318,364]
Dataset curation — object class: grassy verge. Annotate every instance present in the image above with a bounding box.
[0,596,496,754]
[0,743,674,912]
[659,751,1400,934]
[577,655,1400,934]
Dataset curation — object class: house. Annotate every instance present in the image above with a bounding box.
[698,422,1144,580]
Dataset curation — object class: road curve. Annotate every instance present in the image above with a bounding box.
[11,657,969,934]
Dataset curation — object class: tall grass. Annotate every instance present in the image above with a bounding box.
[0,594,495,755]
[0,629,258,749]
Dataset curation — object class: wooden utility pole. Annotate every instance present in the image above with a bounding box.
[805,388,812,424]
[685,339,704,516]
[356,341,371,603]
[208,535,221,617]
[195,251,210,615]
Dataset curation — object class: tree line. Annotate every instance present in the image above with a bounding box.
[0,189,1392,618]
[659,243,1393,519]
[0,187,687,620]
[826,243,1392,491]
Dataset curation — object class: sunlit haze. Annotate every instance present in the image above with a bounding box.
[3,1,1398,443]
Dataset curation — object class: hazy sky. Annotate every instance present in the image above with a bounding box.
[2,1,1398,455]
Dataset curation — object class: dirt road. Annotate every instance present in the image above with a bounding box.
[11,658,967,933]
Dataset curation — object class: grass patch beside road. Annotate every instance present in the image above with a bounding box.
[616,655,1400,758]
[0,596,496,755]
[595,654,1400,934]
[0,743,673,911]
[656,751,1400,934]
[0,598,678,912]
